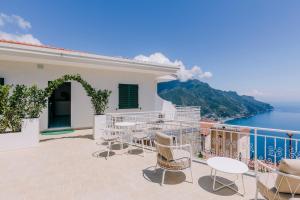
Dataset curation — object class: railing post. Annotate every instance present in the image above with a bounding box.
[254,128,258,173]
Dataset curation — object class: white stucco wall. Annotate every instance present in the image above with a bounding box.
[0,61,159,131]
[0,118,40,151]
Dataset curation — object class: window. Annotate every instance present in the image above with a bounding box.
[118,84,139,109]
[0,78,4,85]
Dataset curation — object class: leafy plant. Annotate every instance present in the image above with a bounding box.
[10,85,28,118]
[198,151,204,159]
[0,85,24,133]
[25,85,47,118]
[90,89,111,115]
[0,85,10,116]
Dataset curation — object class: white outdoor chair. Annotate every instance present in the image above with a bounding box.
[256,159,300,200]
[96,128,121,159]
[154,132,193,186]
[131,122,153,156]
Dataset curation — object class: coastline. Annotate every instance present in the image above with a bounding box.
[222,109,274,124]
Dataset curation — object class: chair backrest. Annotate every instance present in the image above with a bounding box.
[275,159,300,194]
[155,132,174,161]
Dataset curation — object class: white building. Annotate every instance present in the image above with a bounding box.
[0,40,179,131]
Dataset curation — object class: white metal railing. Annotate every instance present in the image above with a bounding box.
[106,106,201,126]
[105,107,201,153]
[199,121,300,169]
[105,107,300,170]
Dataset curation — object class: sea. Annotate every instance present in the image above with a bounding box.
[225,103,300,162]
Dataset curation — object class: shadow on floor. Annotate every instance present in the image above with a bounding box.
[111,143,129,150]
[198,175,238,196]
[92,151,116,159]
[92,143,130,159]
[143,166,186,185]
[40,134,94,142]
[128,148,144,155]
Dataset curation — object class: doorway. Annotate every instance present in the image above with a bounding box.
[48,82,71,128]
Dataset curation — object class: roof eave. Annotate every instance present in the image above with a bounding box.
[0,43,180,75]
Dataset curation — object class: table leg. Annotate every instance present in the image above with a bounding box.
[210,169,245,196]
[241,174,245,196]
[212,169,217,191]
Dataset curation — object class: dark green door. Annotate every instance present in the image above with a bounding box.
[48,82,71,128]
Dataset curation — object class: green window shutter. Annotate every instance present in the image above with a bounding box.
[119,84,139,109]
[0,78,4,86]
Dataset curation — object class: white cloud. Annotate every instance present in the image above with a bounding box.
[12,15,31,29]
[0,13,31,29]
[244,89,265,97]
[0,31,41,45]
[0,13,40,44]
[134,52,180,66]
[134,52,212,82]
[177,65,213,82]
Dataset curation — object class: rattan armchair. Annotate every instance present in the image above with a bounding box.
[256,159,300,200]
[154,132,193,185]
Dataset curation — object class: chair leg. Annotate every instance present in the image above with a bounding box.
[142,139,145,157]
[189,167,194,183]
[150,139,154,149]
[120,137,123,150]
[161,169,166,186]
[255,180,259,200]
[107,141,111,159]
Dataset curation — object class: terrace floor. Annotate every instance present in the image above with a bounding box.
[0,129,261,200]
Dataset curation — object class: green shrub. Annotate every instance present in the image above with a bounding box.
[90,89,111,115]
[0,85,24,133]
[25,85,47,118]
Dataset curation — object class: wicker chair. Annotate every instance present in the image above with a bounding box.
[154,132,193,185]
[256,159,300,200]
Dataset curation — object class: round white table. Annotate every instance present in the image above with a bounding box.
[207,157,249,196]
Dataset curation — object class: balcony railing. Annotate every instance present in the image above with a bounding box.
[199,122,300,169]
[105,107,300,169]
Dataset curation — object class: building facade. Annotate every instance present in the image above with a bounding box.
[0,40,179,131]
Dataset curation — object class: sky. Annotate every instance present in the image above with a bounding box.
[1,0,300,103]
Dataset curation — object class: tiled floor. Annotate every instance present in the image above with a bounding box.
[0,129,261,200]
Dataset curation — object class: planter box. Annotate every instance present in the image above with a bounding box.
[0,118,40,151]
[93,115,106,140]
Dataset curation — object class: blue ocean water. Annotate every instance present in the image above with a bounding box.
[226,103,300,162]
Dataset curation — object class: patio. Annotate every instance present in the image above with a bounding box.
[0,129,259,200]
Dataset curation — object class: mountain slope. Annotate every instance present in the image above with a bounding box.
[158,80,273,119]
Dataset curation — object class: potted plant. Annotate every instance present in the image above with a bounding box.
[91,89,111,139]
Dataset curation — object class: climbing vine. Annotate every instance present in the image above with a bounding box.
[44,74,111,115]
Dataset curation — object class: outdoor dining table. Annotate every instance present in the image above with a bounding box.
[207,156,249,196]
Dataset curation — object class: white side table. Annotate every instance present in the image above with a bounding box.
[207,157,249,196]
